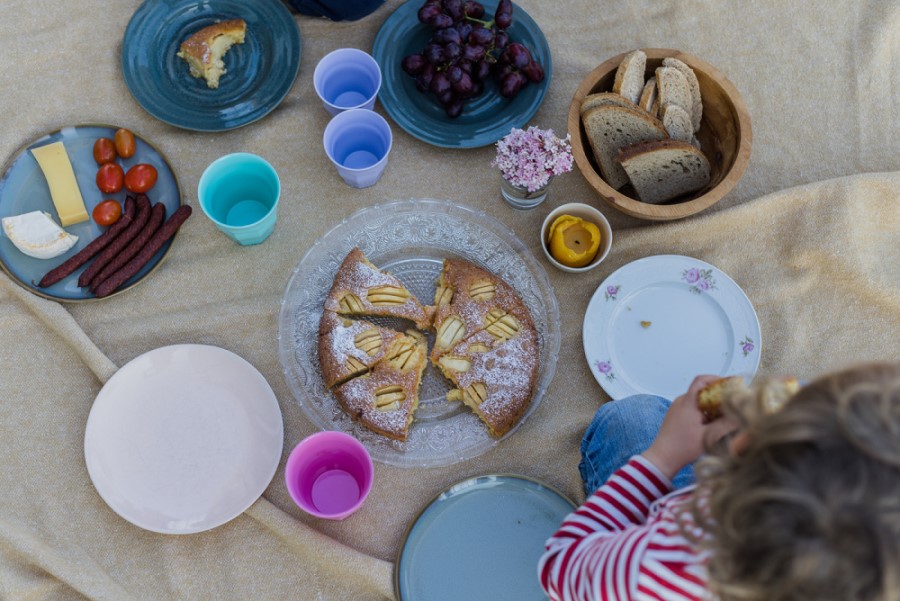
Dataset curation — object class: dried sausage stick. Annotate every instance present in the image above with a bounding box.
[94,205,192,298]
[37,196,136,288]
[77,194,151,288]
[89,201,166,292]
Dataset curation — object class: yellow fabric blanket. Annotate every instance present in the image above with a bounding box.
[0,0,897,599]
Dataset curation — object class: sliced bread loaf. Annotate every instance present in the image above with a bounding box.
[580,92,640,116]
[660,103,693,142]
[638,76,658,115]
[656,66,693,117]
[582,104,668,189]
[612,50,647,104]
[662,57,703,132]
[616,139,711,204]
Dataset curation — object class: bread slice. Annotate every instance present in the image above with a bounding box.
[660,104,693,142]
[655,66,693,118]
[638,76,658,114]
[662,57,703,132]
[580,92,640,116]
[612,50,647,104]
[582,104,668,190]
[616,139,711,204]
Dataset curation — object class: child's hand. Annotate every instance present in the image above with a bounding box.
[642,375,738,481]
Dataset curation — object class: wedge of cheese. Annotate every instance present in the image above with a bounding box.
[30,141,89,226]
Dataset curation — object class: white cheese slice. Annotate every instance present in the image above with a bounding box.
[1,210,79,259]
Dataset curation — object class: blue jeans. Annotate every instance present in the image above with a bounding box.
[579,394,695,496]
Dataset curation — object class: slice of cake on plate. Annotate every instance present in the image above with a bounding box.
[323,247,434,330]
[431,258,536,362]
[317,310,407,389]
[433,325,540,438]
[332,330,428,441]
[176,18,247,89]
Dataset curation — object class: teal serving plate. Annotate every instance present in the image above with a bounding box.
[395,474,575,600]
[372,0,552,148]
[121,0,301,132]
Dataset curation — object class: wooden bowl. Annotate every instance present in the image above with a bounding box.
[568,49,752,221]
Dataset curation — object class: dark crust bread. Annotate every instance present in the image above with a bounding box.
[615,138,705,163]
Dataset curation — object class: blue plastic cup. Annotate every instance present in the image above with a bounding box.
[198,153,280,246]
[323,109,392,188]
[314,48,382,116]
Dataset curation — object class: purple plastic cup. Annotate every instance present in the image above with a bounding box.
[313,48,382,116]
[323,108,392,188]
[285,431,374,520]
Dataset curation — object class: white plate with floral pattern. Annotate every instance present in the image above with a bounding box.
[583,255,761,400]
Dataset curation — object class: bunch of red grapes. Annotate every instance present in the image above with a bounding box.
[401,0,545,118]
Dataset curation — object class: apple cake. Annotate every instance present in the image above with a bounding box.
[318,310,407,389]
[331,330,428,441]
[176,18,247,89]
[323,247,434,330]
[430,258,536,361]
[317,248,540,442]
[433,326,540,438]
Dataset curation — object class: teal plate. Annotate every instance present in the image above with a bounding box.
[372,1,552,148]
[395,475,575,600]
[0,125,182,302]
[122,0,301,132]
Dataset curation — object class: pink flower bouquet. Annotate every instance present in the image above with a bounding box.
[492,126,573,192]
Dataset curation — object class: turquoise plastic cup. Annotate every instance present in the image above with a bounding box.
[198,153,280,246]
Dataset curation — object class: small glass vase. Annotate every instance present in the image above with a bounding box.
[500,176,551,210]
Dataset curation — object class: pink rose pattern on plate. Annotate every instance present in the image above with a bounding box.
[595,264,756,385]
[595,360,615,381]
[682,267,717,294]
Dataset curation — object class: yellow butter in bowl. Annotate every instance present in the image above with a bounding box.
[546,214,601,268]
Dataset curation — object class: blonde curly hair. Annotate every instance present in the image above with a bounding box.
[689,362,900,601]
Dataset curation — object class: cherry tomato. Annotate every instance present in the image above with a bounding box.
[124,163,158,193]
[114,128,136,159]
[92,199,122,226]
[96,162,125,194]
[93,138,117,165]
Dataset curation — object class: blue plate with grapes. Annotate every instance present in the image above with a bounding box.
[372,0,551,149]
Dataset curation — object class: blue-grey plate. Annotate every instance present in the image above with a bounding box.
[122,0,301,132]
[0,125,182,302]
[372,1,552,148]
[395,475,575,600]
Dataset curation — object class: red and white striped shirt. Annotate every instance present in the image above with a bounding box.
[538,456,711,601]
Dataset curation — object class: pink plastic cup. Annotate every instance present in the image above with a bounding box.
[284,431,373,520]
